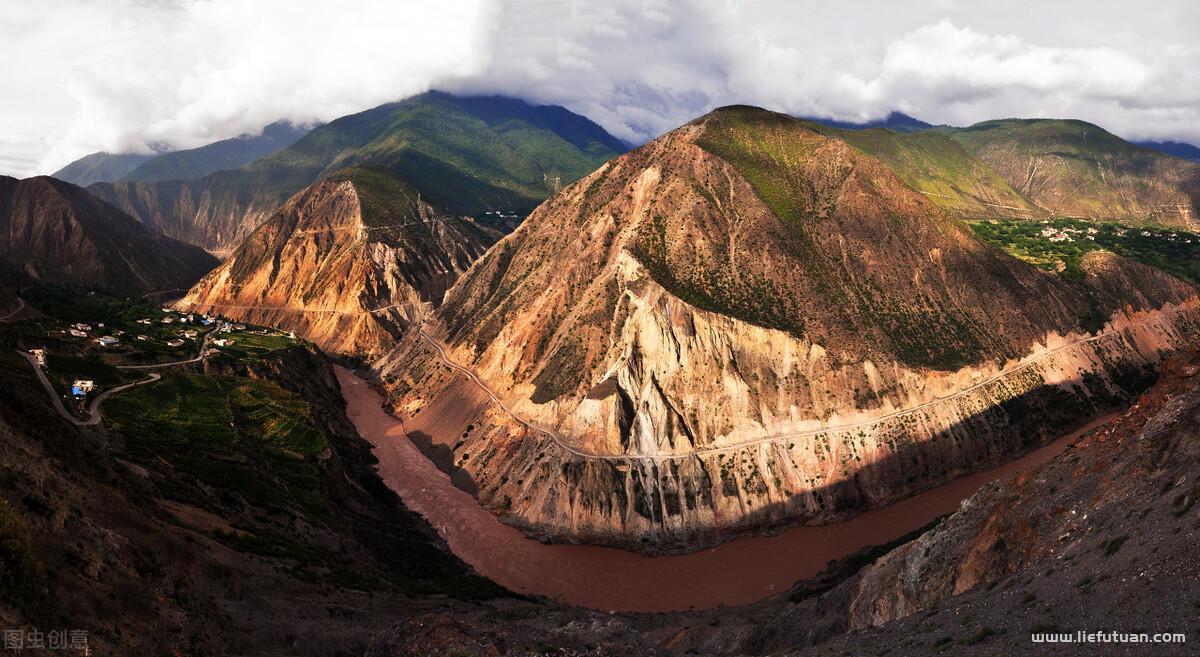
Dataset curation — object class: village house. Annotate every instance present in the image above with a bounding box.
[166,339,185,347]
[68,329,87,338]
[96,335,120,348]
[28,348,45,367]
[71,380,95,398]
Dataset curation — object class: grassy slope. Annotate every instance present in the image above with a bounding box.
[937,119,1200,223]
[105,373,328,516]
[823,127,1044,218]
[120,122,311,183]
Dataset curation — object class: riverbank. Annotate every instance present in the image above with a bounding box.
[336,365,1116,613]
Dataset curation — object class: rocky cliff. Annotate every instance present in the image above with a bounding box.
[0,176,216,296]
[376,106,1200,552]
[178,167,499,356]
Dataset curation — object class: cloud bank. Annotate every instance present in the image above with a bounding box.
[2,0,1198,177]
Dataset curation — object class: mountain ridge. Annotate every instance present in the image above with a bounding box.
[0,175,216,296]
[88,91,627,253]
[374,105,1200,551]
[120,120,313,183]
[178,166,499,355]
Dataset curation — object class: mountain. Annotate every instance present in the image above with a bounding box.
[51,152,157,187]
[743,346,1200,656]
[375,106,1200,552]
[820,126,1045,219]
[178,167,500,356]
[1135,139,1200,161]
[806,111,935,133]
[0,176,216,296]
[936,119,1200,228]
[120,121,312,183]
[88,91,627,253]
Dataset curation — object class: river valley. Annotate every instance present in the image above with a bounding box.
[336,366,1116,613]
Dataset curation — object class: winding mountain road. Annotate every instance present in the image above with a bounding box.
[413,305,1191,462]
[20,351,161,426]
[0,297,25,322]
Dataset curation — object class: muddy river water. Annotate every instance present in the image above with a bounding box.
[336,366,1111,613]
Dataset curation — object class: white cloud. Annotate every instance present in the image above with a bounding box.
[2,0,1199,177]
[1,0,492,176]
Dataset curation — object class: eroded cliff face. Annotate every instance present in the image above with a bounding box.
[376,107,1200,551]
[179,168,498,356]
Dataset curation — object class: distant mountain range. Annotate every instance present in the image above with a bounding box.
[50,151,158,187]
[87,91,628,253]
[120,121,312,182]
[51,121,312,187]
[1134,139,1200,161]
[805,111,936,133]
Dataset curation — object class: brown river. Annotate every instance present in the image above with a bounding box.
[336,366,1111,613]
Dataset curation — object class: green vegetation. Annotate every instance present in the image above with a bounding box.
[939,118,1149,165]
[968,218,1200,284]
[218,90,623,217]
[105,373,329,515]
[21,284,163,325]
[208,330,303,365]
[828,127,1039,217]
[120,121,309,183]
[933,118,1199,224]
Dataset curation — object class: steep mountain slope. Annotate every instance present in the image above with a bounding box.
[376,106,1200,551]
[88,91,626,253]
[120,121,312,183]
[940,119,1200,228]
[178,167,499,356]
[0,176,216,296]
[51,151,156,186]
[824,127,1044,219]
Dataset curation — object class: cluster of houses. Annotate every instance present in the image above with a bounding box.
[62,322,123,347]
[1037,223,1195,245]
[1038,225,1099,243]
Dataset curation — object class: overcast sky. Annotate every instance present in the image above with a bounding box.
[2,0,1198,177]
